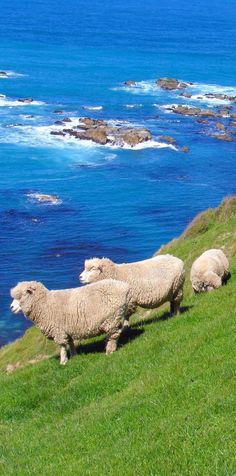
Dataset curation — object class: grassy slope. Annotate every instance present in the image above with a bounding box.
[0,197,236,475]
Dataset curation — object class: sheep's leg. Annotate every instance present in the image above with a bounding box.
[123,318,130,329]
[60,345,68,365]
[106,329,122,355]
[68,337,77,358]
[170,300,180,316]
[122,304,137,330]
[170,288,183,316]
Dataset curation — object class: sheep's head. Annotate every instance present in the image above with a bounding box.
[79,258,114,284]
[10,281,43,316]
[203,272,222,291]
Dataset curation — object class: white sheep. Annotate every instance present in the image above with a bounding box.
[190,249,230,293]
[10,279,131,365]
[80,254,185,324]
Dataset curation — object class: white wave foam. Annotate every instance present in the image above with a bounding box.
[106,139,177,151]
[124,104,143,108]
[82,105,103,110]
[183,82,236,105]
[0,70,26,79]
[27,192,62,205]
[159,104,180,113]
[114,78,236,108]
[191,81,236,96]
[0,115,178,152]
[104,153,117,161]
[181,93,231,106]
[0,123,177,152]
[19,114,39,120]
[112,80,162,96]
[0,96,45,107]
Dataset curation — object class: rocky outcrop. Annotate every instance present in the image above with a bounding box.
[18,98,34,103]
[124,80,137,87]
[213,134,233,142]
[166,104,221,118]
[28,193,61,204]
[50,117,152,147]
[158,135,176,144]
[115,128,151,146]
[51,130,66,137]
[205,93,236,102]
[180,92,192,98]
[74,127,108,145]
[157,77,190,90]
[215,122,225,131]
[181,146,190,153]
[164,103,234,142]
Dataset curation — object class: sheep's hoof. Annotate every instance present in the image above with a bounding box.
[123,320,130,330]
[106,343,117,355]
[60,360,68,365]
[106,350,115,355]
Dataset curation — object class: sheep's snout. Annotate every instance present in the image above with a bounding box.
[79,271,89,284]
[10,299,22,314]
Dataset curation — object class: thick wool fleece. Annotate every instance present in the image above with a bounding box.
[80,254,185,314]
[190,249,230,293]
[11,279,130,351]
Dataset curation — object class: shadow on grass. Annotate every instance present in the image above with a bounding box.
[133,305,194,328]
[76,327,144,355]
[51,306,193,364]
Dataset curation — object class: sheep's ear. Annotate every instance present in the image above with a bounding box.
[91,265,102,272]
[26,285,36,294]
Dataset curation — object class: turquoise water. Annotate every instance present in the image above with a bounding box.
[0,0,236,344]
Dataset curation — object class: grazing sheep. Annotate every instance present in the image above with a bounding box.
[10,279,131,365]
[80,254,185,323]
[190,249,230,293]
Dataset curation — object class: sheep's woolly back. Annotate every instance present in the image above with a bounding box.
[190,249,229,292]
[81,254,185,309]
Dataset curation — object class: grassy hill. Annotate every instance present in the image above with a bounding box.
[0,196,236,475]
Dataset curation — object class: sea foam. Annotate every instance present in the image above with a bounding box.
[82,105,103,110]
[0,96,45,107]
[0,70,26,79]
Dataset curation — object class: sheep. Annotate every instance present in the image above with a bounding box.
[79,254,185,324]
[10,279,131,365]
[190,249,230,293]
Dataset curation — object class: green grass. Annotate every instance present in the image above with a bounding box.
[0,196,236,475]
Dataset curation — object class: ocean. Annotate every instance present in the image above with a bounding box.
[0,0,236,344]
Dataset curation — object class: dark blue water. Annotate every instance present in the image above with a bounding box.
[0,0,236,344]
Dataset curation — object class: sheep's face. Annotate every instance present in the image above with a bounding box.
[80,258,114,284]
[203,272,222,292]
[10,282,37,316]
[80,259,103,284]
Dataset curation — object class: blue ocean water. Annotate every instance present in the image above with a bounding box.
[0,0,236,344]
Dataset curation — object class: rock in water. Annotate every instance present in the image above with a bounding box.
[124,80,137,87]
[156,77,190,90]
[158,135,176,144]
[18,97,34,103]
[51,116,152,147]
[75,127,108,145]
[28,193,62,204]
